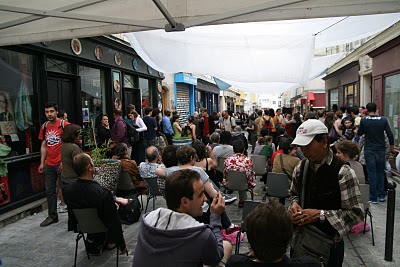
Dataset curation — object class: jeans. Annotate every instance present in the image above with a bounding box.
[44,164,61,219]
[250,134,257,153]
[364,149,386,201]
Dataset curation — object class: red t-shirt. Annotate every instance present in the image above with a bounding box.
[39,118,70,166]
[203,116,210,136]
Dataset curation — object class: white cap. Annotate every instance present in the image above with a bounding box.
[292,119,328,146]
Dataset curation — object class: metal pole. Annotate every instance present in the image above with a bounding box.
[384,180,396,261]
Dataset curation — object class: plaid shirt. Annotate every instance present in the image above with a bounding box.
[224,153,256,189]
[289,150,364,239]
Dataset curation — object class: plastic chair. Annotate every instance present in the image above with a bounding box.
[143,177,163,213]
[250,155,267,177]
[117,171,143,210]
[217,157,226,173]
[72,208,119,266]
[235,200,261,254]
[262,172,290,201]
[226,170,254,200]
[359,184,375,246]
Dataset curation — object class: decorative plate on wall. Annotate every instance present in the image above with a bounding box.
[94,45,103,61]
[132,58,138,70]
[147,65,153,74]
[114,52,122,66]
[71,38,82,55]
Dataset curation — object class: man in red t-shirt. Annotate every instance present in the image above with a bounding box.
[199,108,216,145]
[38,101,70,227]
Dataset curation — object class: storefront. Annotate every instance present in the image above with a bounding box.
[0,36,162,214]
[196,79,220,115]
[369,35,400,148]
[324,61,359,109]
[174,73,196,124]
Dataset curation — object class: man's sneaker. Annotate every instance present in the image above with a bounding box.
[379,197,386,202]
[58,205,68,213]
[57,200,61,208]
[369,200,378,204]
[40,216,59,227]
[222,194,237,204]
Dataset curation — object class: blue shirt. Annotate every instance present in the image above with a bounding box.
[161,115,174,135]
[357,115,394,151]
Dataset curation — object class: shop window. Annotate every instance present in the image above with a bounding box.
[139,77,151,110]
[196,91,202,111]
[46,58,74,74]
[123,74,136,89]
[384,74,400,146]
[79,66,105,128]
[343,83,357,107]
[213,94,218,113]
[0,49,39,158]
[329,89,339,109]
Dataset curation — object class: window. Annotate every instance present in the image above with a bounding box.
[139,77,151,110]
[0,49,39,157]
[123,74,136,89]
[329,89,338,109]
[343,83,357,107]
[79,66,105,127]
[47,58,74,74]
[384,74,400,146]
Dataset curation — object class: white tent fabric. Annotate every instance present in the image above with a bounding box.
[125,13,400,92]
[219,53,345,94]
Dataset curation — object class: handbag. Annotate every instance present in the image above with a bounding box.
[290,159,334,266]
[328,126,340,143]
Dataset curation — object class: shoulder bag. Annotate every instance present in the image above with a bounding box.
[290,159,334,267]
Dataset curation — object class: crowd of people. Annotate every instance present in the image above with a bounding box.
[36,100,396,266]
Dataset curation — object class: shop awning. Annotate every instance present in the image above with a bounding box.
[0,1,400,46]
[308,92,315,101]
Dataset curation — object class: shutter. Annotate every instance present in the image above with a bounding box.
[176,84,190,125]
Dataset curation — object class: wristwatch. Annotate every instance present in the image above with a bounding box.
[320,210,326,222]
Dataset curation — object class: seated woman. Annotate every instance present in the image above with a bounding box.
[185,115,197,142]
[172,114,182,139]
[272,137,300,184]
[192,141,220,186]
[335,140,365,184]
[112,143,148,197]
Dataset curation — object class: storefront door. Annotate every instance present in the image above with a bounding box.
[46,74,79,123]
[124,89,141,115]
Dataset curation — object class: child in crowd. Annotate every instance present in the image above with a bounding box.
[331,117,355,147]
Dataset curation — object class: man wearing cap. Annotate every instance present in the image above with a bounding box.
[288,119,364,267]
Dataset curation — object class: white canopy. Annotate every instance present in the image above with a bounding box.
[1,0,400,46]
[125,13,400,93]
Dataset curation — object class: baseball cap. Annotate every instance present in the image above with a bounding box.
[292,119,328,146]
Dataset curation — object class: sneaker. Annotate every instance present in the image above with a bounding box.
[57,200,61,208]
[222,194,237,204]
[379,197,386,202]
[369,200,378,204]
[40,216,59,227]
[58,205,68,213]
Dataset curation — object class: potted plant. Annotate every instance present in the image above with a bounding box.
[83,120,121,191]
[172,136,193,147]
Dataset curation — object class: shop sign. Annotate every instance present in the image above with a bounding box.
[174,73,197,86]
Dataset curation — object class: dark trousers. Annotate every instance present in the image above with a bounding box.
[44,164,61,219]
[132,139,146,165]
[164,133,173,146]
[327,239,344,267]
[250,134,257,153]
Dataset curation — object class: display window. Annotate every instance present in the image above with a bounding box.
[384,73,400,146]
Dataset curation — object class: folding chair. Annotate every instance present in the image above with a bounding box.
[359,184,375,246]
[143,177,163,213]
[72,208,119,267]
[117,170,143,210]
[262,172,290,202]
[217,157,227,174]
[235,200,261,254]
[250,155,267,178]
[226,170,254,200]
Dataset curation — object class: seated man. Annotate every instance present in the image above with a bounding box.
[226,201,320,267]
[133,169,232,266]
[63,153,127,255]
[224,140,256,208]
[139,146,166,195]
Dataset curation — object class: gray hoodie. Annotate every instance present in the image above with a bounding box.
[132,207,224,267]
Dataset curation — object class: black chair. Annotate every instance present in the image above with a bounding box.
[359,184,375,246]
[262,172,290,202]
[72,208,119,266]
[250,155,266,179]
[117,170,143,210]
[235,200,261,254]
[143,177,163,213]
[227,170,254,200]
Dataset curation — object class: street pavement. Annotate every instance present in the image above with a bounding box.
[0,174,399,266]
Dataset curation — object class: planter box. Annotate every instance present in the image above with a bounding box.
[93,159,121,191]
[172,139,192,147]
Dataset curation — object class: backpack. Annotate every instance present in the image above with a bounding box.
[42,119,65,140]
[118,194,141,225]
[262,116,273,132]
[124,120,140,145]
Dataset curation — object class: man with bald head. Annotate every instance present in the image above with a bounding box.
[139,146,166,195]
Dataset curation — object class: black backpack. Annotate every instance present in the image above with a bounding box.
[124,120,140,145]
[118,195,141,225]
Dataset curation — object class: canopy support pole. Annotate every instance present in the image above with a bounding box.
[152,0,185,32]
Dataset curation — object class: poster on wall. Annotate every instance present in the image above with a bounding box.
[82,108,90,122]
[112,71,121,93]
[0,91,17,135]
[0,176,10,206]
